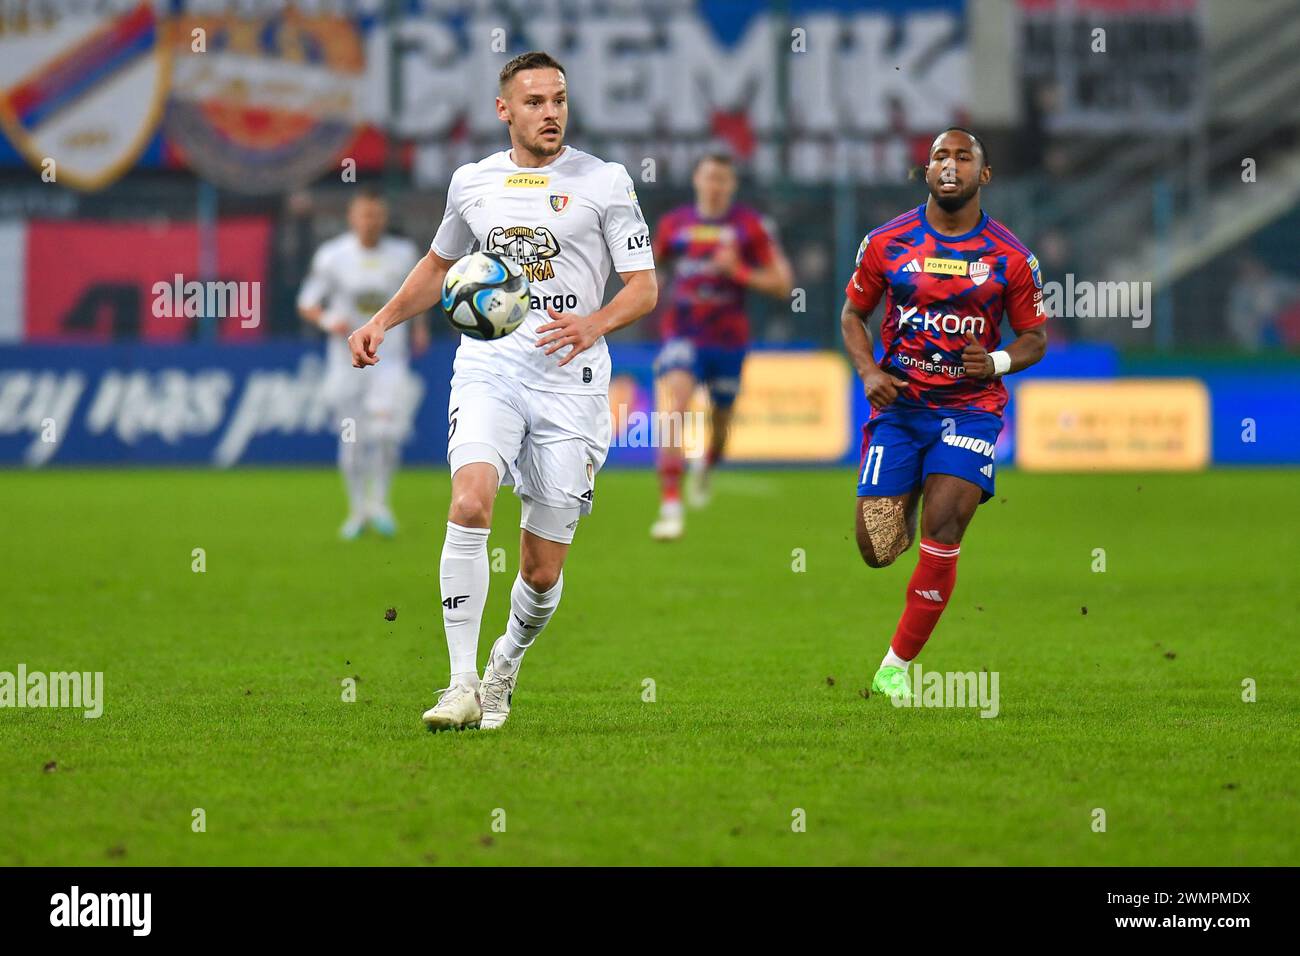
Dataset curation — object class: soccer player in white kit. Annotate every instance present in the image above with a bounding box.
[347,52,658,730]
[298,189,427,539]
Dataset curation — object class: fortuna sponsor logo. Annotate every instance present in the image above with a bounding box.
[942,433,997,458]
[0,664,103,718]
[49,886,151,936]
[896,305,986,336]
[504,173,549,188]
[891,663,1000,718]
[924,257,967,276]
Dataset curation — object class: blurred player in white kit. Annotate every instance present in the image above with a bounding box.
[297,188,427,539]
[347,51,658,731]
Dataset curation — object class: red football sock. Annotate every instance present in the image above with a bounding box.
[890,538,961,661]
[658,453,683,503]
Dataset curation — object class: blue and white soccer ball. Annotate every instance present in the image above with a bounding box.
[441,251,530,340]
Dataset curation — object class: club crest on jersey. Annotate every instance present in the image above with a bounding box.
[969,260,990,287]
[924,258,967,277]
[549,194,570,214]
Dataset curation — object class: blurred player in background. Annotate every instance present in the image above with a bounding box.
[347,52,657,731]
[297,188,427,539]
[841,128,1048,702]
[649,153,793,540]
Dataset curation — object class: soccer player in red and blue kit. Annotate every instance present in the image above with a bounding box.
[841,127,1048,702]
[650,152,793,540]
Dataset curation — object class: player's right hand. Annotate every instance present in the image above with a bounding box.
[862,368,904,410]
[349,319,384,368]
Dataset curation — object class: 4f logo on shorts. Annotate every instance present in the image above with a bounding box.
[442,595,469,609]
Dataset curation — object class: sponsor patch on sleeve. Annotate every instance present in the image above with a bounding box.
[1026,253,1043,289]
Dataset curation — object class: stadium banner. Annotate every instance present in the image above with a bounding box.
[0,1,171,191]
[1017,0,1205,134]
[3,344,1294,468]
[0,0,969,189]
[1015,379,1211,471]
[696,351,853,462]
[0,343,858,468]
[18,218,272,342]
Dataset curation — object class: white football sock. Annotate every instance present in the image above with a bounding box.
[338,435,368,518]
[366,435,400,516]
[440,521,490,687]
[499,572,564,671]
[881,647,911,671]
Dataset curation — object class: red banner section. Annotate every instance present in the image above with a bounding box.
[24,218,271,342]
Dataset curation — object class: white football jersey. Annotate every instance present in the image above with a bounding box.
[431,146,655,394]
[298,233,422,366]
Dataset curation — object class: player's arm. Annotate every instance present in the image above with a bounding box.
[537,163,657,367]
[840,234,902,409]
[715,215,793,300]
[296,248,348,336]
[349,250,455,367]
[961,251,1050,379]
[842,298,903,410]
[537,268,657,366]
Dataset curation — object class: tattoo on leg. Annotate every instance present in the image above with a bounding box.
[859,497,913,567]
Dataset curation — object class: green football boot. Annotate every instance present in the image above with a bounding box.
[871,665,913,703]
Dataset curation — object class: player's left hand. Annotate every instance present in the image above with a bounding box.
[961,333,994,379]
[536,308,603,366]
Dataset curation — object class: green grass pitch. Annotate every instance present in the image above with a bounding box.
[1,467,1296,866]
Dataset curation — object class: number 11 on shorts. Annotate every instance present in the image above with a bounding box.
[862,444,884,486]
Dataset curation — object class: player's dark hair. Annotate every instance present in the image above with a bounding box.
[350,185,384,204]
[499,51,566,91]
[694,151,736,173]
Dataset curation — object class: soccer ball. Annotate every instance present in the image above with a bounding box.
[441,251,530,340]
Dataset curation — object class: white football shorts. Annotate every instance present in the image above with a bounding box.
[446,372,610,544]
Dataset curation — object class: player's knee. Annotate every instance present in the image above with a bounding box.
[922,512,966,545]
[448,490,492,528]
[521,565,560,593]
[858,538,896,569]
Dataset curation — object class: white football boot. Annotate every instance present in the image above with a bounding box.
[479,637,518,730]
[650,500,685,540]
[339,513,366,541]
[685,457,712,509]
[421,682,482,732]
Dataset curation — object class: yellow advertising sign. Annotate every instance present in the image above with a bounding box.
[1016,379,1210,471]
[662,352,852,462]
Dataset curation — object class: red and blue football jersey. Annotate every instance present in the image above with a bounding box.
[845,204,1047,416]
[654,203,777,348]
